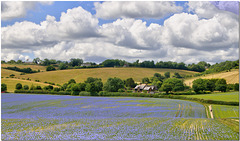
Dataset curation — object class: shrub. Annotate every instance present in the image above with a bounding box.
[35,86,42,90]
[9,74,15,78]
[23,85,29,90]
[79,91,91,96]
[46,65,56,71]
[53,87,61,92]
[1,83,7,92]
[118,88,125,92]
[234,83,239,91]
[16,83,22,90]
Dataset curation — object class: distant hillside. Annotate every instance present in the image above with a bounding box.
[1,64,47,72]
[1,78,58,93]
[2,67,198,85]
[184,69,239,86]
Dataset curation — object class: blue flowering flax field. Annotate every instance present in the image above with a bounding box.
[1,94,239,140]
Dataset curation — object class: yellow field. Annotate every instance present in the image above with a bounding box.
[1,64,47,72]
[3,67,198,85]
[1,68,22,77]
[1,78,58,92]
[184,69,239,86]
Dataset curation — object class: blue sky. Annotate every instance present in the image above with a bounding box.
[1,1,239,64]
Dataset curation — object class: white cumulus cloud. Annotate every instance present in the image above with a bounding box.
[94,1,183,19]
[1,1,54,21]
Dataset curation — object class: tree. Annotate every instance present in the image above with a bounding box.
[164,72,170,78]
[33,57,41,64]
[161,78,184,93]
[142,77,150,84]
[17,60,23,64]
[234,83,239,91]
[1,83,7,92]
[69,58,83,67]
[85,77,103,93]
[59,63,68,70]
[161,83,173,94]
[68,79,76,84]
[173,72,182,78]
[125,78,136,88]
[23,85,29,90]
[215,79,227,92]
[192,78,207,92]
[36,86,42,90]
[46,65,56,71]
[206,79,215,92]
[103,77,124,92]
[15,83,22,90]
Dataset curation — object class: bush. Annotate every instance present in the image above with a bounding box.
[35,86,42,90]
[23,85,29,90]
[9,74,15,78]
[46,65,56,71]
[16,83,22,90]
[79,91,91,96]
[1,83,7,92]
[234,83,239,91]
[53,87,61,92]
[118,88,125,92]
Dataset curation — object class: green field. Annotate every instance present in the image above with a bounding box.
[182,92,239,102]
[2,67,198,85]
[1,78,58,92]
[212,105,239,119]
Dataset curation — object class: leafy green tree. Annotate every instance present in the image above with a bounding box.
[234,83,239,91]
[53,87,61,92]
[192,78,207,92]
[142,77,150,84]
[164,72,170,78]
[46,65,56,71]
[161,83,173,94]
[152,81,162,89]
[68,79,76,85]
[1,83,7,92]
[16,83,22,90]
[206,79,216,92]
[23,85,29,90]
[103,77,124,92]
[84,78,103,93]
[161,78,184,93]
[173,72,182,78]
[125,78,136,88]
[36,86,42,90]
[59,63,68,70]
[69,58,83,67]
[215,79,227,92]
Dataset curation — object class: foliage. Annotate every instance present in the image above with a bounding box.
[23,85,29,90]
[234,83,239,91]
[15,83,22,90]
[164,72,170,78]
[68,79,76,84]
[125,78,136,88]
[161,78,184,93]
[192,78,207,93]
[46,65,56,71]
[142,77,150,84]
[58,63,68,70]
[4,66,37,73]
[215,79,227,92]
[69,58,83,67]
[1,83,7,92]
[103,77,124,92]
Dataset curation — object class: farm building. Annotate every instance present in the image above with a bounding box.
[81,63,92,67]
[134,84,157,94]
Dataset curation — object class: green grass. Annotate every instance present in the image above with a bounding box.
[9,67,198,85]
[1,78,58,92]
[181,92,239,102]
[212,104,239,119]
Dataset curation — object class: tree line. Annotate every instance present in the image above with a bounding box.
[2,58,238,74]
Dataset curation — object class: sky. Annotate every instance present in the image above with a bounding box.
[1,1,239,64]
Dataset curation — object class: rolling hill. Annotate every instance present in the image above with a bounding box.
[2,67,198,85]
[184,69,239,86]
[1,78,58,93]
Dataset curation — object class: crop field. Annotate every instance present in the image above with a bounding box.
[7,67,198,84]
[1,94,239,140]
[1,78,57,92]
[184,69,239,86]
[181,91,239,102]
[1,64,47,72]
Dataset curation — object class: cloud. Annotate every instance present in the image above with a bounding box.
[210,1,239,15]
[94,1,183,19]
[1,6,99,49]
[1,1,53,21]
[1,2,239,64]
[163,12,238,51]
[1,48,31,61]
